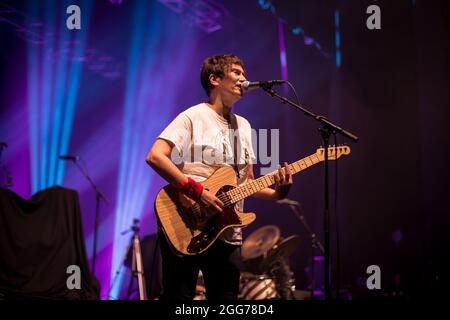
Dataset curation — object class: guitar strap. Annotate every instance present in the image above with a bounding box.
[227,113,241,180]
[187,108,242,179]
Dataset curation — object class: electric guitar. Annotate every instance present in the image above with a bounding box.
[154,146,351,256]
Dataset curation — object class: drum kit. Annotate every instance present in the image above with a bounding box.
[193,225,300,300]
[239,225,300,300]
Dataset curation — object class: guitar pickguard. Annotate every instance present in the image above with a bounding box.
[186,185,241,254]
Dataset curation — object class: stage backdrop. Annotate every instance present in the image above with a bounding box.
[0,0,448,299]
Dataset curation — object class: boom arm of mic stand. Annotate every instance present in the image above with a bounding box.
[263,87,359,142]
[74,160,109,204]
[71,160,109,275]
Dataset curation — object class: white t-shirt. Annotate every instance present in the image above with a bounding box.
[158,103,256,245]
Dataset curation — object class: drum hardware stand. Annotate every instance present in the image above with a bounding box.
[108,218,147,300]
[268,258,296,300]
[280,199,324,299]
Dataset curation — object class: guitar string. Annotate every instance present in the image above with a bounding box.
[204,153,338,208]
[190,149,343,214]
[210,168,297,206]
[197,161,305,208]
[214,176,273,206]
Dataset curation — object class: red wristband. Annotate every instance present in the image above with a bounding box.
[179,178,204,201]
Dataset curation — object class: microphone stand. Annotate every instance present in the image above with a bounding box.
[0,143,13,188]
[71,158,109,275]
[262,84,358,300]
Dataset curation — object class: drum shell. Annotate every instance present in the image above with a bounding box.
[239,273,278,300]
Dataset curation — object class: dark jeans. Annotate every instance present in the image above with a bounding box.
[158,229,242,301]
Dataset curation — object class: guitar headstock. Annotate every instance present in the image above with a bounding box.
[316,145,351,161]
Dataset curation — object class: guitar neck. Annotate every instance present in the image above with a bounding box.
[226,153,322,204]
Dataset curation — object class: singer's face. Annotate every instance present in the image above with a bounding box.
[218,64,247,101]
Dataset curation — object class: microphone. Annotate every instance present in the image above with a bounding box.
[240,80,285,92]
[276,198,300,206]
[59,155,80,161]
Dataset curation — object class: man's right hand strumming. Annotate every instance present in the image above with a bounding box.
[199,189,224,214]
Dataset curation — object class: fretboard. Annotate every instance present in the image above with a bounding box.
[225,153,322,204]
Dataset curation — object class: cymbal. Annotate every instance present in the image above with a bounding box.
[262,235,300,269]
[242,225,280,260]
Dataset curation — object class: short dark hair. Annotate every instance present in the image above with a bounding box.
[200,54,245,97]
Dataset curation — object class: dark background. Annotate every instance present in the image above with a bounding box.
[1,0,449,299]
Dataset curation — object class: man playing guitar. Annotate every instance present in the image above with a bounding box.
[146,54,293,300]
